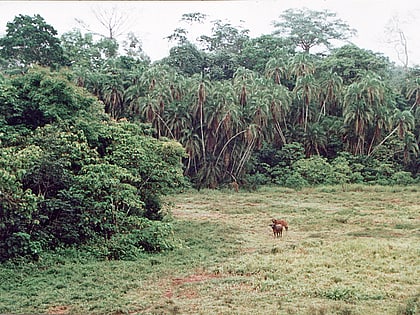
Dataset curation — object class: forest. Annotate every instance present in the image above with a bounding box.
[0,9,419,262]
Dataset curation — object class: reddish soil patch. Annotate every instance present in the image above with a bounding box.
[47,305,70,315]
[163,272,223,300]
[171,273,221,286]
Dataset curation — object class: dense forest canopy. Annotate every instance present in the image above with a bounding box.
[0,10,419,261]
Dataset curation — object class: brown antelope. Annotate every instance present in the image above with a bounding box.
[269,223,283,238]
[272,219,288,232]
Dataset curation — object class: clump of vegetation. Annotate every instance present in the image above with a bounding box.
[0,67,186,262]
[397,294,420,315]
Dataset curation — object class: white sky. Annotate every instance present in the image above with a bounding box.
[0,0,419,66]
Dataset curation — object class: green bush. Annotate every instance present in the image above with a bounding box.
[105,233,144,261]
[0,68,187,262]
[283,172,308,190]
[397,294,420,315]
[390,171,415,185]
[292,156,334,185]
[1,232,42,261]
[104,218,177,260]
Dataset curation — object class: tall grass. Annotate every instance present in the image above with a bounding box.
[0,185,419,314]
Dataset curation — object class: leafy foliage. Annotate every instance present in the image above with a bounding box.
[272,8,356,53]
[0,67,186,262]
[0,14,67,68]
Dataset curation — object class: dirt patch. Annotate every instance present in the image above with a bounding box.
[171,272,222,286]
[163,272,223,300]
[47,305,71,315]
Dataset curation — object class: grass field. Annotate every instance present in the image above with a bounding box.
[1,185,419,315]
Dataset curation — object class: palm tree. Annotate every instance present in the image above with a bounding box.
[101,66,124,119]
[138,94,166,137]
[359,72,386,108]
[124,81,144,117]
[233,123,263,178]
[184,74,211,165]
[406,77,420,110]
[265,57,288,84]
[318,71,343,118]
[367,105,392,155]
[303,123,327,156]
[394,109,415,140]
[180,127,201,176]
[269,82,292,145]
[293,74,318,132]
[249,78,272,131]
[207,80,237,152]
[343,72,390,155]
[369,77,418,157]
[401,132,419,165]
[288,53,315,79]
[233,67,258,107]
[343,82,374,155]
[164,100,192,139]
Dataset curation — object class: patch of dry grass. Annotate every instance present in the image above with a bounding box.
[152,185,420,315]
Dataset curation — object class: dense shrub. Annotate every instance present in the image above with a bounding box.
[292,156,334,185]
[104,218,177,260]
[0,68,186,262]
[390,171,415,185]
[283,172,308,190]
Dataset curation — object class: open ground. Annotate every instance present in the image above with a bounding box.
[0,185,419,314]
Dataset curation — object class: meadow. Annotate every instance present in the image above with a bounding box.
[0,185,419,315]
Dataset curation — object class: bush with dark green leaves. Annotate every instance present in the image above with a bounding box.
[0,68,186,262]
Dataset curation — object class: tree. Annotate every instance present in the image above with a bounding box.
[265,57,288,85]
[384,14,412,70]
[321,45,392,84]
[318,71,343,118]
[198,19,250,53]
[162,42,205,76]
[3,67,100,130]
[76,5,134,40]
[343,80,375,155]
[0,14,67,67]
[272,8,356,53]
[293,73,318,132]
[303,123,327,156]
[122,32,149,61]
[61,30,103,69]
[166,12,208,45]
[394,110,415,140]
[239,35,294,73]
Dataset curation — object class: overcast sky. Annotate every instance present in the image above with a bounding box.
[0,0,419,66]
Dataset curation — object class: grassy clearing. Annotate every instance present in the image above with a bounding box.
[0,185,419,314]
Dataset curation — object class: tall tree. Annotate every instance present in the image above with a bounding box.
[320,45,392,84]
[343,98,373,155]
[0,14,67,67]
[198,19,250,54]
[318,71,343,118]
[384,14,412,70]
[76,5,133,40]
[272,8,356,53]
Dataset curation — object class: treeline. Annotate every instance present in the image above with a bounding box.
[0,12,419,261]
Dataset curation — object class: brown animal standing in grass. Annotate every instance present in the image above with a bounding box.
[272,218,288,233]
[230,181,239,192]
[269,223,283,238]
